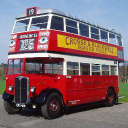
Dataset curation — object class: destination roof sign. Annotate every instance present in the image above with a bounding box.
[27,7,37,17]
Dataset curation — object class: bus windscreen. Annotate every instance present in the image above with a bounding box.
[13,19,30,33]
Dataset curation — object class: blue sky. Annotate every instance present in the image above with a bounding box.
[0,0,128,63]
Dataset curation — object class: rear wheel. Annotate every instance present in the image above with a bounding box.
[3,101,22,114]
[105,88,115,107]
[41,93,62,119]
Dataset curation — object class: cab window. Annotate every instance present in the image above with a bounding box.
[25,60,42,74]
[8,59,23,75]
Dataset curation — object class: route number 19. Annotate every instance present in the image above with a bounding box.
[27,7,37,16]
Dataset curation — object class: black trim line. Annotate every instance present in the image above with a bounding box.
[8,50,124,62]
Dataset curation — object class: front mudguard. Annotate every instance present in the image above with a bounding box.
[36,89,63,105]
[2,91,13,101]
[36,91,49,104]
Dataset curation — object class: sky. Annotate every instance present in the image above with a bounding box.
[0,0,128,63]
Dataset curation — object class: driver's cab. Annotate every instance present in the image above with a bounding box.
[7,57,64,76]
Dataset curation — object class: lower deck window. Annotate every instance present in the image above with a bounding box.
[92,64,100,75]
[102,65,109,75]
[80,63,90,75]
[44,62,63,74]
[67,62,79,75]
[111,66,117,75]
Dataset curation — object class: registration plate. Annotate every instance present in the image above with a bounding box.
[19,39,35,51]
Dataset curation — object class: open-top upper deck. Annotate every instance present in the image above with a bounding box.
[9,7,124,62]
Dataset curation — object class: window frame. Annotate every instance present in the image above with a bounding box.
[67,61,79,75]
[100,29,108,43]
[92,64,101,75]
[50,15,64,31]
[7,59,23,75]
[65,18,79,35]
[44,62,63,75]
[110,65,117,76]
[102,64,109,76]
[90,26,100,40]
[12,14,50,34]
[29,15,49,31]
[80,63,90,75]
[117,35,123,46]
[12,18,31,34]
[29,14,49,32]
[25,60,43,74]
[79,22,89,38]
[109,32,117,45]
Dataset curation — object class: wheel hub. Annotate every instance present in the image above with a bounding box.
[50,99,59,112]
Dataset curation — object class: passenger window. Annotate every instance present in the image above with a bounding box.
[102,65,109,75]
[30,16,48,30]
[44,62,63,74]
[101,30,108,42]
[80,63,90,75]
[91,27,99,40]
[66,19,78,34]
[67,62,79,75]
[109,33,116,45]
[92,64,100,75]
[117,36,122,46]
[51,16,64,31]
[118,50,123,59]
[79,23,89,37]
[111,66,117,75]
[14,19,29,33]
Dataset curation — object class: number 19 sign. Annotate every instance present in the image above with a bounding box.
[27,7,37,16]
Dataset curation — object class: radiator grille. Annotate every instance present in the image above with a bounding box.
[15,77,28,104]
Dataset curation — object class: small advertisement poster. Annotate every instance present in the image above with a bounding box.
[9,34,17,53]
[37,31,50,51]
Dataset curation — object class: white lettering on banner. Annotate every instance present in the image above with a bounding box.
[39,32,50,36]
[9,47,15,52]
[37,45,48,49]
[19,33,38,39]
[11,35,17,39]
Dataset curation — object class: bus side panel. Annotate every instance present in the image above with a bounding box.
[66,76,101,106]
[101,76,118,98]
[66,75,118,106]
[26,74,67,104]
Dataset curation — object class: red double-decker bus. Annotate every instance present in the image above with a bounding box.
[3,7,124,119]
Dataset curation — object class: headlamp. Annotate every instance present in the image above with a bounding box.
[30,86,36,93]
[8,85,13,92]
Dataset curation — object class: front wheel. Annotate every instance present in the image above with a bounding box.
[105,89,115,107]
[41,93,62,119]
[3,101,22,114]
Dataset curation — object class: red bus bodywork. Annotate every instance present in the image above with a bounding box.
[6,29,121,106]
[3,7,124,119]
[9,29,124,62]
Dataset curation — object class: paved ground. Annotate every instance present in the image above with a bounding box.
[0,96,128,128]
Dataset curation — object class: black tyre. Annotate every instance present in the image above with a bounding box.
[41,93,62,119]
[3,101,22,114]
[105,89,115,107]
